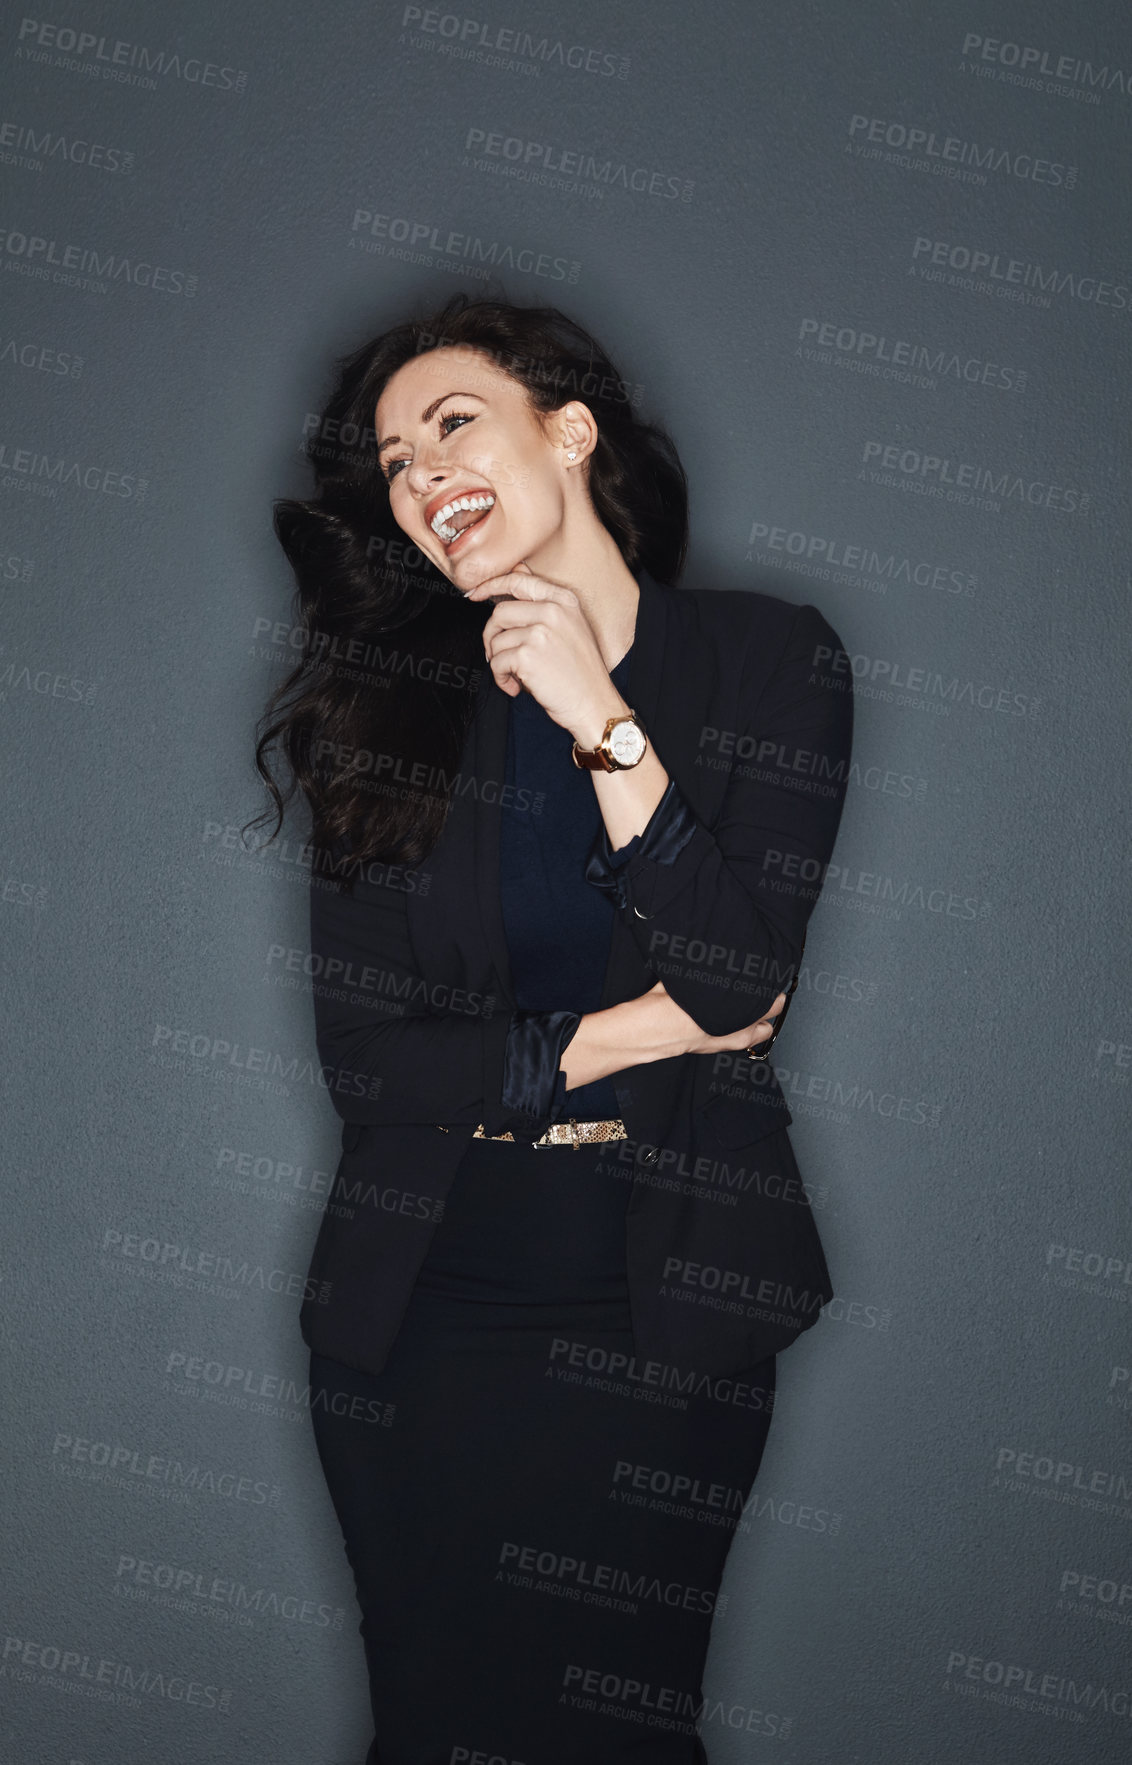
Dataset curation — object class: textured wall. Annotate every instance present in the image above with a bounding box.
[1,2,1129,1761]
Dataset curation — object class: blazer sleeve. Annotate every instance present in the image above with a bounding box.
[309,866,574,1135]
[584,600,854,1036]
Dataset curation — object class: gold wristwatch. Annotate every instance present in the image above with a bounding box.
[571,709,648,772]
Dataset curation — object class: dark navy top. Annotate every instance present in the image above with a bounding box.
[499,647,634,1123]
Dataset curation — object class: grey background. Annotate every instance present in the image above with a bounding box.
[1,1,1130,1760]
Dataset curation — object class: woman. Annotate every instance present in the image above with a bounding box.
[251,291,853,1763]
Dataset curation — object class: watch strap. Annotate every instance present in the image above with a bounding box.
[572,740,615,771]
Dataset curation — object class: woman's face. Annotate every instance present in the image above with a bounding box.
[375,345,579,594]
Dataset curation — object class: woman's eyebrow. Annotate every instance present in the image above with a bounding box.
[376,391,483,458]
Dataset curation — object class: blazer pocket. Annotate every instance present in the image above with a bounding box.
[695,1106,831,1295]
[696,1092,793,1149]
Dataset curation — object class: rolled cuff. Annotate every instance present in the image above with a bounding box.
[584,777,699,909]
[501,1008,582,1127]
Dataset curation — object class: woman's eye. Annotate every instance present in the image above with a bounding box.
[383,411,474,484]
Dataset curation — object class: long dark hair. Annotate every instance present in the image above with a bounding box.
[246,289,689,887]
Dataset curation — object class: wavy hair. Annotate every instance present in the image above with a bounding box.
[246,289,689,887]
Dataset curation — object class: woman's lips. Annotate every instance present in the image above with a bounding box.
[440,500,495,555]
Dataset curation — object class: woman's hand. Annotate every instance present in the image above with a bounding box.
[639,980,788,1057]
[559,980,789,1092]
[463,566,625,747]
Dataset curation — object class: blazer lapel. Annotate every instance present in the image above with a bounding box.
[470,666,514,1001]
[623,566,667,751]
[596,568,670,1015]
[403,654,507,997]
[411,565,671,1008]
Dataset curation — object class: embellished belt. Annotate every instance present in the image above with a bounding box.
[468,1116,628,1151]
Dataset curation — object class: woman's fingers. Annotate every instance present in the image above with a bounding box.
[745,991,788,1037]
[485,627,542,668]
[483,596,570,633]
[480,628,543,667]
[479,631,522,691]
[714,992,789,1052]
[466,570,576,606]
[481,606,552,667]
[483,627,538,693]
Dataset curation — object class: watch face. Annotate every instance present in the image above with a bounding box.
[608,718,646,766]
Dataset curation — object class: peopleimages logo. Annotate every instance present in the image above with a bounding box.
[0,332,83,376]
[808,640,1041,719]
[560,1661,792,1738]
[992,1445,1132,1505]
[164,1350,397,1426]
[957,32,1132,106]
[747,517,976,599]
[943,1647,1131,1723]
[0,652,98,705]
[461,126,693,201]
[859,439,1090,515]
[112,1553,345,1630]
[395,8,630,80]
[910,235,1130,313]
[1058,1567,1132,1620]
[0,439,146,499]
[14,18,248,92]
[0,223,197,296]
[148,1021,383,1103]
[847,114,1077,188]
[1,1630,234,1712]
[348,204,580,282]
[796,315,1026,395]
[497,1539,720,1616]
[51,1429,280,1508]
[0,117,134,174]
[100,1226,331,1307]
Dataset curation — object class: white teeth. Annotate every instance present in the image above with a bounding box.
[429,493,496,541]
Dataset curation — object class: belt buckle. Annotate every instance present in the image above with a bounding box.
[532,1117,581,1150]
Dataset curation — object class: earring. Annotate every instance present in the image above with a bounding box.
[567,450,577,460]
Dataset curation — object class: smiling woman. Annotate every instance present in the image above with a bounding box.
[374,350,596,583]
[249,292,688,869]
[246,289,853,1764]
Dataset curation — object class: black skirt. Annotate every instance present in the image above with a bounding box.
[310,1132,776,1765]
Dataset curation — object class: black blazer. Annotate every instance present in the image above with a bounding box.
[299,568,854,1379]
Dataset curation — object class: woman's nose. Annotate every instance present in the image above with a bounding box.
[404,455,452,494]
